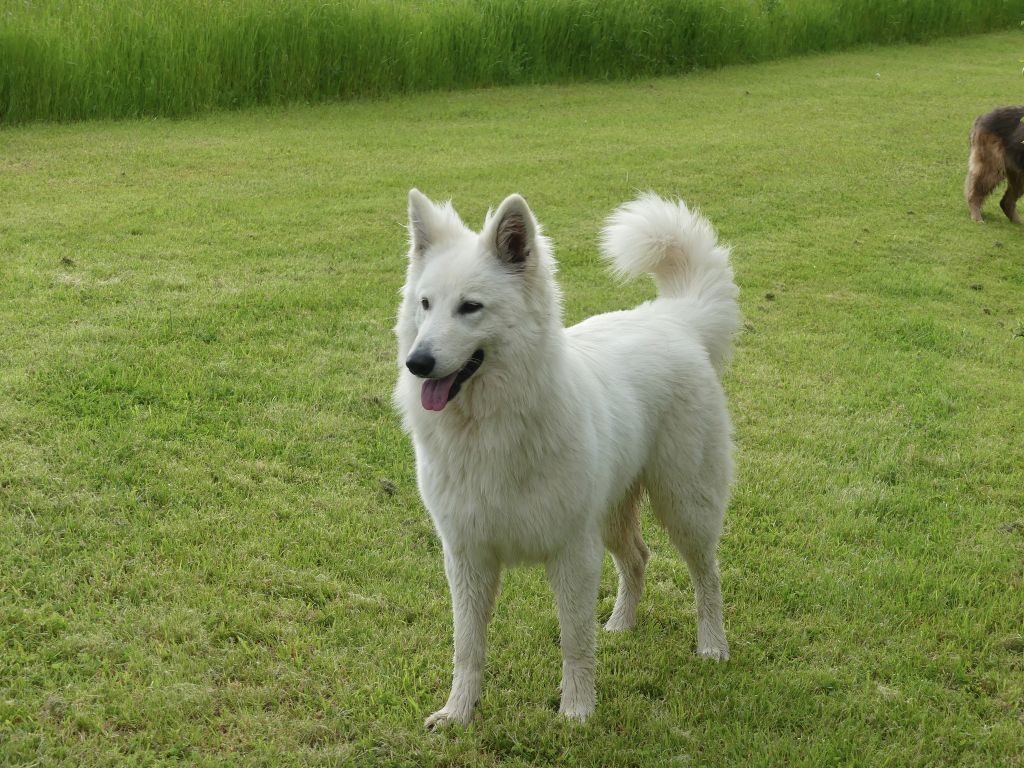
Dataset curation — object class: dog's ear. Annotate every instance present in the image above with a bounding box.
[488,194,535,268]
[407,188,438,256]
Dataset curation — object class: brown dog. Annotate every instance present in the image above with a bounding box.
[965,106,1024,223]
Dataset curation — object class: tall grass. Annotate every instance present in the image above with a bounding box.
[2,0,1022,124]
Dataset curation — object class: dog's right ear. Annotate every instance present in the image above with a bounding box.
[408,188,437,257]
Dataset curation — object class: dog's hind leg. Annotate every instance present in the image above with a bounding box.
[649,481,729,660]
[1000,168,1023,223]
[966,165,1003,223]
[603,483,650,631]
[546,537,603,720]
[645,427,731,660]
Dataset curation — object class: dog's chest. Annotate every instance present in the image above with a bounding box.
[414,423,593,561]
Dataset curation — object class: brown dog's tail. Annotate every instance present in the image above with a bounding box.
[965,122,1007,220]
[968,123,1007,178]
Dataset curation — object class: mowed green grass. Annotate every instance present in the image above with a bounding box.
[1,30,1023,767]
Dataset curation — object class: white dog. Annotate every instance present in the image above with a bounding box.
[394,190,739,727]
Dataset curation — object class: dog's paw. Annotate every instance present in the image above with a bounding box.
[696,645,730,662]
[558,671,596,722]
[558,697,595,723]
[603,614,635,632]
[425,707,471,730]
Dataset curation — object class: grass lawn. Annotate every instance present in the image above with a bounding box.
[1,30,1023,768]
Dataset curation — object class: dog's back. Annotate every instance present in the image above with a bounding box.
[966,105,1024,223]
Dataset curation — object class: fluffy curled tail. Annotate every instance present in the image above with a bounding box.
[600,193,740,374]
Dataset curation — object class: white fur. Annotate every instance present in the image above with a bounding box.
[394,190,740,728]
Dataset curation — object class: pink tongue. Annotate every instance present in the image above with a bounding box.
[421,372,459,411]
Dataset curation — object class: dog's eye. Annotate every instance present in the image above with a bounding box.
[421,298,430,310]
[458,301,484,315]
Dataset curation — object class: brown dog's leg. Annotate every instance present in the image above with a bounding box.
[966,181,985,222]
[967,169,1002,222]
[1000,169,1022,223]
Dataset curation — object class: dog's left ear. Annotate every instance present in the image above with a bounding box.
[487,194,536,268]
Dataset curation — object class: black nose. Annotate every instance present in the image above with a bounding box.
[406,350,435,377]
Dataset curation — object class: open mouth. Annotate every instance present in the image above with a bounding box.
[420,349,485,412]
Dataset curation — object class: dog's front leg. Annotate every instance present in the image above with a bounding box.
[546,539,603,721]
[425,548,501,730]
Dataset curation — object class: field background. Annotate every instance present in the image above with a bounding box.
[2,25,1024,768]
[2,0,1023,124]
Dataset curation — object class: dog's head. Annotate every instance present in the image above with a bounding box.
[395,189,559,413]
